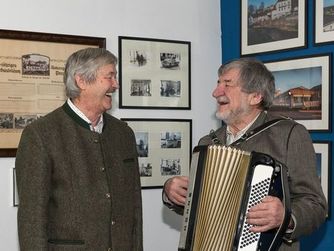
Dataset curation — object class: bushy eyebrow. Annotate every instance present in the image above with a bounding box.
[217,78,232,84]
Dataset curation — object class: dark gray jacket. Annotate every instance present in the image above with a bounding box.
[198,111,327,251]
[165,111,327,251]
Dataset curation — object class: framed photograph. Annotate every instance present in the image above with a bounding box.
[314,0,334,45]
[0,29,106,157]
[313,140,332,218]
[264,54,331,132]
[118,36,191,109]
[121,118,192,188]
[241,0,306,55]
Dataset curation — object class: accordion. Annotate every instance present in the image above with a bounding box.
[178,145,291,251]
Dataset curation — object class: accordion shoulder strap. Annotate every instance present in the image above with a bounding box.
[232,117,289,146]
[209,117,290,146]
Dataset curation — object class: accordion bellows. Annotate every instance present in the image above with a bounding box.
[178,145,291,251]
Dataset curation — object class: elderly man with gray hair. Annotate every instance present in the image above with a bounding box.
[16,48,143,251]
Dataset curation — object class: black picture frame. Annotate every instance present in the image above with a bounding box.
[264,53,331,132]
[313,140,332,218]
[241,0,306,55]
[118,36,191,109]
[121,118,192,188]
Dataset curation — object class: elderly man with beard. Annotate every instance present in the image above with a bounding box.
[163,58,327,250]
[16,48,143,251]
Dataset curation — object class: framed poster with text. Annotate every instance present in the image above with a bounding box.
[0,29,106,156]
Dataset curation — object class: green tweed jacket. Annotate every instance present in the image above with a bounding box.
[16,102,143,251]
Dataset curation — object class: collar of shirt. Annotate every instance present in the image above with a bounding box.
[226,113,260,146]
[67,99,104,133]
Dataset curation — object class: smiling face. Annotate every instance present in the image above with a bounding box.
[75,64,118,115]
[212,68,262,129]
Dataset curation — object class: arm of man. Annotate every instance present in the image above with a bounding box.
[246,123,327,239]
[284,124,327,240]
[16,125,51,249]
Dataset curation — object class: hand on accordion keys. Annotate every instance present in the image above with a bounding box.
[164,176,189,206]
[246,195,285,232]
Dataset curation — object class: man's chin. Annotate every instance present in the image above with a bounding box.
[215,111,226,120]
[215,112,230,123]
[103,101,112,111]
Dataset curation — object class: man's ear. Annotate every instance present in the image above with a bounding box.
[75,74,86,90]
[249,92,263,106]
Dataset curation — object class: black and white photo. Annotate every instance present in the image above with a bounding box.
[160,80,181,97]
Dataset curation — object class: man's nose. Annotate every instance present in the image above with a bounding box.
[212,84,224,98]
[112,78,119,89]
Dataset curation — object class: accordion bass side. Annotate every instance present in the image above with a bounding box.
[178,145,291,251]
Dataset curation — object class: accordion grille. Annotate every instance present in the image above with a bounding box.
[192,145,251,251]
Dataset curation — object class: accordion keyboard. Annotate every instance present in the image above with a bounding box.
[239,177,271,248]
[237,164,273,251]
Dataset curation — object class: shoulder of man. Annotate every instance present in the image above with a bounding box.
[264,111,302,129]
[198,125,227,146]
[104,113,128,127]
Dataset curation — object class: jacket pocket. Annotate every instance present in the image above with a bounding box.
[123,157,135,163]
[48,239,85,245]
[48,239,86,251]
[48,239,85,251]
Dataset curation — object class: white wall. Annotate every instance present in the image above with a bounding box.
[0,0,221,250]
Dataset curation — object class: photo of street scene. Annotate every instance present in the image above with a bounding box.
[135,132,149,157]
[160,132,181,148]
[160,80,181,97]
[130,79,152,96]
[160,158,181,176]
[128,50,147,67]
[160,53,181,69]
[139,162,152,177]
[247,0,299,45]
[0,113,14,128]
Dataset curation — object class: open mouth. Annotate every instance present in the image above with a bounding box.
[105,92,113,97]
[217,97,229,105]
[218,100,228,105]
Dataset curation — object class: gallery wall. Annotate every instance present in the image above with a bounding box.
[221,0,334,250]
[0,0,221,250]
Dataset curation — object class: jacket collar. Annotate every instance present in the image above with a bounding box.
[62,102,92,130]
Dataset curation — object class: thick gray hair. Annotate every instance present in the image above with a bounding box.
[63,47,117,98]
[218,57,275,109]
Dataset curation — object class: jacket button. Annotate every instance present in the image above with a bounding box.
[111,220,116,225]
[106,193,111,199]
[101,167,105,172]
[94,139,99,143]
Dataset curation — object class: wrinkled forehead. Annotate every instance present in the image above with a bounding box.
[219,67,240,80]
